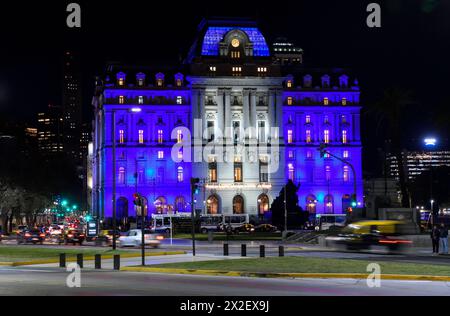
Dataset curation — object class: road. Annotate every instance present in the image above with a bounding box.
[0,265,449,296]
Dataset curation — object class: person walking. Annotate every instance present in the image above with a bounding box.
[439,223,448,254]
[431,225,440,254]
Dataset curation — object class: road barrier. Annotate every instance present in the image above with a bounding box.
[95,254,101,269]
[113,254,120,270]
[77,254,83,268]
[59,253,66,268]
[241,244,246,257]
[223,243,229,256]
[260,245,265,258]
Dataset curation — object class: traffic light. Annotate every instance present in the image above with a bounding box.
[318,143,327,158]
[191,178,200,195]
[133,193,142,206]
[350,194,357,208]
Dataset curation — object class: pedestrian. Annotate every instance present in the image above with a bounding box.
[431,225,440,254]
[439,223,448,254]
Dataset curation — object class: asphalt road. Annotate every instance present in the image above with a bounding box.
[1,266,450,296]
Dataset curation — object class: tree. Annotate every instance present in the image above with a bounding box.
[366,88,414,207]
[0,183,21,233]
[270,180,309,229]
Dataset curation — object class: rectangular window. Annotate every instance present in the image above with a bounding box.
[119,96,124,104]
[177,129,182,143]
[137,79,144,86]
[341,115,347,123]
[288,150,294,159]
[118,167,125,184]
[138,130,144,144]
[305,115,311,123]
[209,66,216,72]
[342,130,347,144]
[325,166,331,181]
[207,121,215,142]
[306,130,311,143]
[287,130,293,144]
[343,166,349,182]
[118,78,124,86]
[232,121,240,143]
[138,96,144,104]
[177,167,183,182]
[287,80,293,88]
[323,97,329,105]
[342,98,347,106]
[259,156,269,182]
[287,96,293,105]
[258,121,266,142]
[138,169,145,184]
[119,130,124,144]
[176,96,183,105]
[157,150,164,159]
[177,149,183,160]
[324,130,329,144]
[306,150,312,159]
[158,129,163,143]
[156,79,163,87]
[343,150,349,158]
[208,158,217,182]
[234,156,242,182]
[176,79,182,87]
[288,163,294,181]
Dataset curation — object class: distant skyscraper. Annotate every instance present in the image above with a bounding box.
[62,50,83,162]
[37,105,64,155]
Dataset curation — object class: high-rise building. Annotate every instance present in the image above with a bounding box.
[272,37,303,65]
[91,18,363,221]
[62,50,83,162]
[37,105,64,155]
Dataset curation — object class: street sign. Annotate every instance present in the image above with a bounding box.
[86,220,98,238]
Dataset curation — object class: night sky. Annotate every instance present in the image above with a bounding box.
[0,0,449,175]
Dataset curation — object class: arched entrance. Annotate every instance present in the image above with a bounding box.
[233,195,244,214]
[257,194,270,215]
[206,195,220,214]
[174,196,186,213]
[324,195,334,214]
[154,196,167,214]
[306,194,317,214]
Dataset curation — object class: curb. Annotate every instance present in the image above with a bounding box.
[6,250,186,266]
[120,267,450,282]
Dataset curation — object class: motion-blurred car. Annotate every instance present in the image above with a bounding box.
[326,220,412,253]
[17,229,45,244]
[118,229,163,248]
[254,224,278,233]
[234,223,255,233]
[64,229,85,245]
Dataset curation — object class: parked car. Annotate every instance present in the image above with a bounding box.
[119,229,163,248]
[254,224,278,233]
[64,229,85,245]
[234,223,255,233]
[17,229,45,244]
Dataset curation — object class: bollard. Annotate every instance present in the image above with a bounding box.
[241,244,246,257]
[223,243,229,256]
[113,254,120,270]
[76,253,83,268]
[279,245,285,257]
[260,245,265,258]
[95,254,101,269]
[59,253,66,268]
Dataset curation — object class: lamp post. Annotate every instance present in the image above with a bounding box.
[112,110,117,250]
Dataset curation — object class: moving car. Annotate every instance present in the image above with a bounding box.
[119,229,163,248]
[326,220,412,253]
[17,229,45,244]
[64,229,85,245]
[254,224,278,233]
[234,223,255,233]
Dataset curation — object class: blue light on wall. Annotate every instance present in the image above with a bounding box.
[201,27,270,56]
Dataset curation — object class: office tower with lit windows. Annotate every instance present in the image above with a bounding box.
[37,105,64,155]
[91,18,363,222]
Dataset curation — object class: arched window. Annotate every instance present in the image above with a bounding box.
[342,130,347,144]
[306,194,317,213]
[154,196,167,214]
[174,196,186,213]
[324,129,329,143]
[288,163,295,181]
[342,194,351,212]
[343,166,349,182]
[324,195,334,214]
[233,195,244,214]
[257,194,269,215]
[118,167,125,184]
[207,195,219,214]
[177,166,183,182]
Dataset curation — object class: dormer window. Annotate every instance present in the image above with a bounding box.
[155,73,164,87]
[303,75,312,88]
[323,97,329,105]
[136,72,145,86]
[119,95,124,104]
[287,96,293,105]
[342,98,347,106]
[321,75,330,88]
[287,80,293,88]
[305,115,311,123]
[117,72,126,86]
[174,73,184,87]
[138,96,144,104]
[339,75,349,88]
[176,96,183,105]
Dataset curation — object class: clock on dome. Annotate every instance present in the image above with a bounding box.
[231,38,240,48]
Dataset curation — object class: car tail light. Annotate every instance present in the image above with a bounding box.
[156,235,164,240]
[40,233,45,237]
[25,233,31,237]
[67,234,73,238]
[79,234,84,237]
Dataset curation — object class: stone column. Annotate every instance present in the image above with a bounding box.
[243,89,250,138]
[268,90,275,132]
[275,89,284,143]
[216,89,224,139]
[199,89,205,136]
[191,89,200,139]
[250,89,257,138]
[224,89,231,139]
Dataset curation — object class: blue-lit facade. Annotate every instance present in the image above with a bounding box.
[90,18,363,223]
